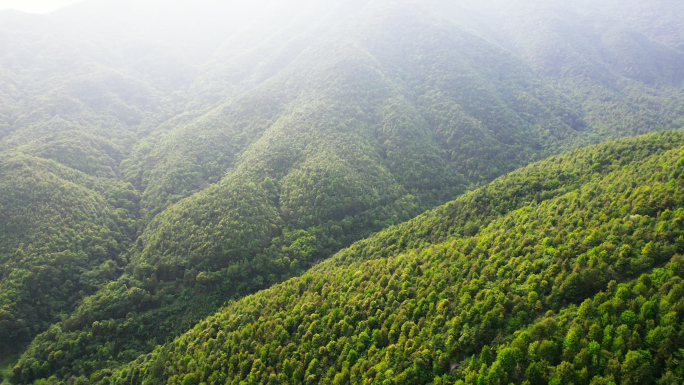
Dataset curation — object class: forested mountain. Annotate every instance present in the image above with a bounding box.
[0,0,683,383]
[19,130,684,384]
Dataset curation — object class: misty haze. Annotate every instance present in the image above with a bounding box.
[0,1,683,384]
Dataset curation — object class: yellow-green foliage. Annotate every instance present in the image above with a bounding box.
[2,0,684,382]
[16,131,684,384]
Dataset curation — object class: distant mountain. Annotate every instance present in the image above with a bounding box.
[0,0,683,382]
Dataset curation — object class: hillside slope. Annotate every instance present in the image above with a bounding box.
[54,130,684,385]
[0,0,683,377]
[0,153,138,350]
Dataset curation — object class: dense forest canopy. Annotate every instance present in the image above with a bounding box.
[18,130,684,385]
[0,0,683,384]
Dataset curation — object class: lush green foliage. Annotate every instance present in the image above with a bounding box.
[14,131,684,384]
[1,0,684,382]
[0,153,137,348]
[453,263,684,385]
[45,133,684,384]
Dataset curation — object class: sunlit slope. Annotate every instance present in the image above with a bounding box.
[13,129,684,381]
[70,130,684,385]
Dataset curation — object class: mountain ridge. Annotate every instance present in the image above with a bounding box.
[45,129,684,385]
[0,1,683,383]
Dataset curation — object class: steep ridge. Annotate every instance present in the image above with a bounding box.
[65,130,684,385]
[0,6,181,352]
[129,0,586,220]
[5,0,596,375]
[0,0,297,355]
[126,0,684,221]
[1,0,683,379]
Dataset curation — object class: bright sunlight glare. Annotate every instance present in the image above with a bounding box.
[0,0,81,13]
[0,0,285,15]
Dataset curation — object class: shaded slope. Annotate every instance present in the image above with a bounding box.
[0,0,264,353]
[0,154,137,350]
[456,0,684,139]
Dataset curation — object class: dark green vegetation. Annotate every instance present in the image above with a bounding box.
[0,0,683,383]
[0,153,137,345]
[63,130,684,385]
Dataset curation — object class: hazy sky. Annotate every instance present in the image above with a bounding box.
[0,0,81,13]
